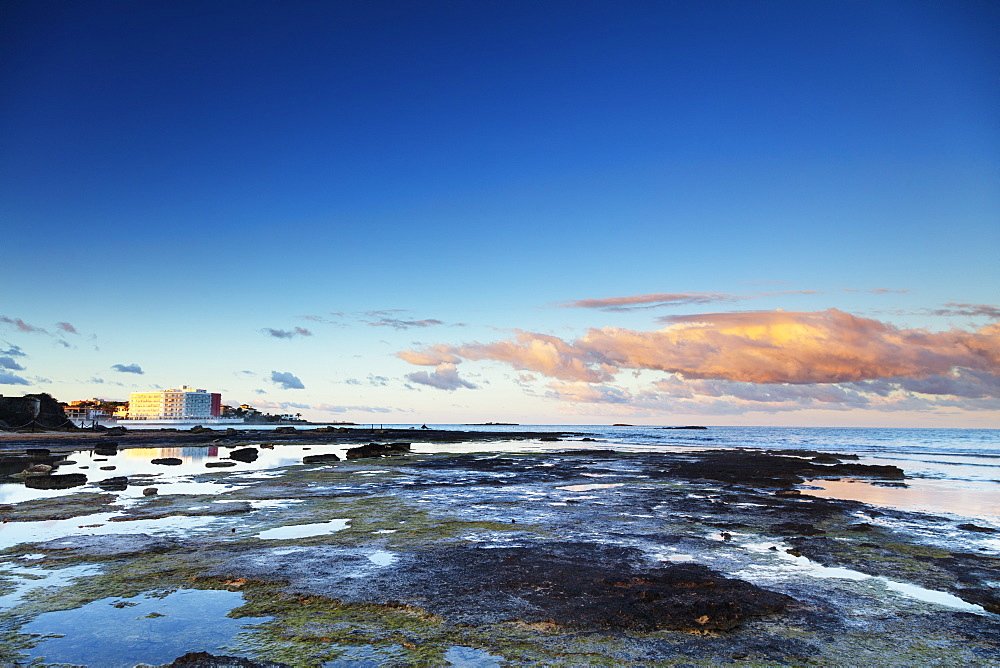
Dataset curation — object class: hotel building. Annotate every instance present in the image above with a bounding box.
[127,386,223,420]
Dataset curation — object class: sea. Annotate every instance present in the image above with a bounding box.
[2,424,998,524]
[402,424,1000,523]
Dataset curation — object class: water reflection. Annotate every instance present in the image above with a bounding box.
[803,478,1000,521]
[21,589,270,666]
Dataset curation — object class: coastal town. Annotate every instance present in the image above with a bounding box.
[0,387,310,431]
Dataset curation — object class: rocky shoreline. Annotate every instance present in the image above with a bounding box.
[0,426,583,453]
[0,439,997,665]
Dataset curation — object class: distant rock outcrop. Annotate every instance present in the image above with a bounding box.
[0,393,76,431]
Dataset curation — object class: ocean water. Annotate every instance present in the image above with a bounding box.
[400,424,1000,521]
[3,425,997,522]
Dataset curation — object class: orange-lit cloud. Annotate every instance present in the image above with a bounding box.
[400,309,1000,387]
[556,290,822,311]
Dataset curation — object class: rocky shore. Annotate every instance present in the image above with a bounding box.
[0,438,997,665]
[0,426,582,453]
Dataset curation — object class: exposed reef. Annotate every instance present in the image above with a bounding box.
[0,447,997,666]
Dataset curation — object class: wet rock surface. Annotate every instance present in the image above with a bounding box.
[0,447,997,666]
[23,472,88,489]
[162,651,289,667]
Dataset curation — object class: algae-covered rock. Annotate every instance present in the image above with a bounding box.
[30,533,181,557]
[345,442,410,459]
[24,473,87,489]
[0,492,117,521]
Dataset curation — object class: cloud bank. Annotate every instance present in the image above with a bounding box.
[399,309,1000,412]
[111,363,144,374]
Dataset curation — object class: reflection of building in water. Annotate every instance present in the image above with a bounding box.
[127,386,222,420]
[124,447,187,460]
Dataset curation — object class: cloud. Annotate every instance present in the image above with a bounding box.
[545,381,634,404]
[270,371,305,390]
[557,290,821,312]
[0,356,25,371]
[0,344,26,357]
[316,403,393,414]
[0,371,30,385]
[368,317,445,330]
[253,400,311,411]
[928,303,1000,319]
[262,327,313,339]
[541,371,1000,415]
[843,288,909,294]
[405,362,477,391]
[56,322,79,335]
[398,345,462,366]
[111,363,144,374]
[400,309,1000,386]
[0,316,48,334]
[558,292,741,311]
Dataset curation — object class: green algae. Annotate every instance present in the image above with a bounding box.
[0,493,118,522]
[109,494,253,521]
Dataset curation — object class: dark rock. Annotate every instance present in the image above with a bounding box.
[302,453,341,464]
[771,522,826,536]
[228,448,259,463]
[666,451,904,488]
[957,588,1000,613]
[403,544,795,632]
[846,523,875,532]
[274,426,297,434]
[165,650,290,667]
[540,436,561,441]
[24,473,88,489]
[190,425,214,434]
[26,448,51,459]
[345,442,411,460]
[957,523,998,533]
[98,476,129,491]
[144,487,158,496]
[0,393,75,431]
[225,428,240,437]
[206,461,237,468]
[94,442,119,456]
[100,466,116,470]
[151,458,183,465]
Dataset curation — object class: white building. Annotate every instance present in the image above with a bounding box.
[127,386,219,420]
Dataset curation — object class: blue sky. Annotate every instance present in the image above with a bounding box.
[2,0,998,426]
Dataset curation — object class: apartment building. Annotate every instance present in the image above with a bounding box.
[127,386,222,420]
